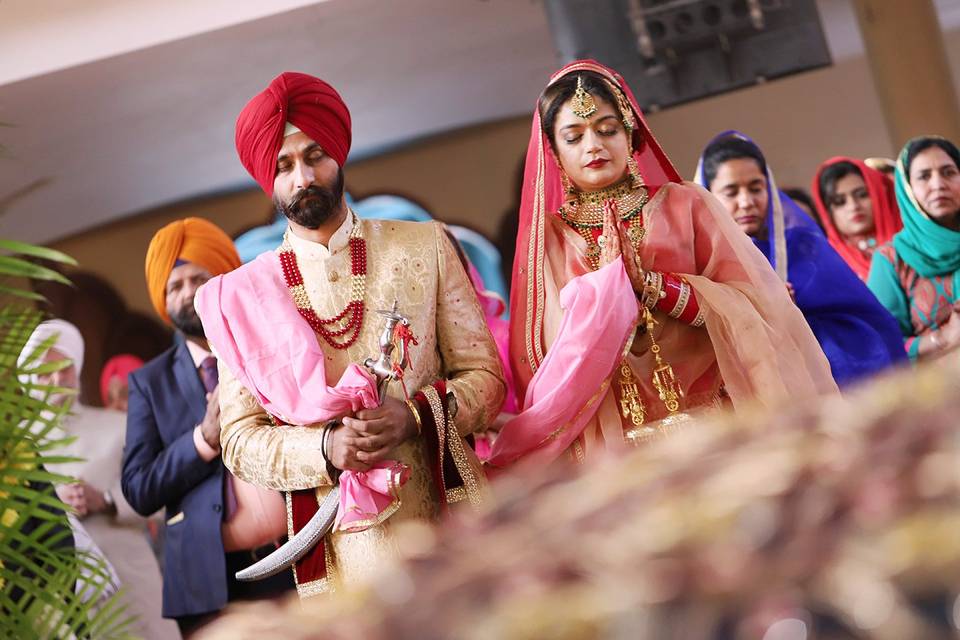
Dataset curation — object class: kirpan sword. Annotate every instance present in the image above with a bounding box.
[235,303,412,581]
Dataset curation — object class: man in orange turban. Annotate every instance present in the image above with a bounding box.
[196,72,505,599]
[124,217,292,635]
[144,217,241,326]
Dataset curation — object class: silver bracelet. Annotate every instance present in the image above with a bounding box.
[320,421,334,465]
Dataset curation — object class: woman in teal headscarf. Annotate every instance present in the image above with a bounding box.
[868,136,960,360]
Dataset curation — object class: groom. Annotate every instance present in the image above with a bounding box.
[196,71,505,598]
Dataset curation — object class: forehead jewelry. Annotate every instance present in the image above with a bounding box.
[572,75,598,119]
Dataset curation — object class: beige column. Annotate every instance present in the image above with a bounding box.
[853,0,960,149]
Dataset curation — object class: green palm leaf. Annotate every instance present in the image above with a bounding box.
[0,286,47,303]
[0,241,76,266]
[0,257,70,285]
[0,240,134,639]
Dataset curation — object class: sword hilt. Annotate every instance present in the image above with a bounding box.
[362,302,412,404]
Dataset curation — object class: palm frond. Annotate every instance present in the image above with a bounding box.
[0,256,71,285]
[0,240,134,638]
[0,241,76,267]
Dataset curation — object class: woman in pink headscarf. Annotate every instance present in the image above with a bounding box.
[486,61,836,470]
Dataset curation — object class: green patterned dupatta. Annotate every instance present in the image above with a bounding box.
[892,137,960,279]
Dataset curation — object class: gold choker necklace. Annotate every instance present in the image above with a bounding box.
[558,179,650,271]
[558,179,649,230]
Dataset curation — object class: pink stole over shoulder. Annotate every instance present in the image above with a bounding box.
[486,257,638,468]
[195,250,409,534]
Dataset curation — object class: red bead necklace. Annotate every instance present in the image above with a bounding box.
[278,221,367,350]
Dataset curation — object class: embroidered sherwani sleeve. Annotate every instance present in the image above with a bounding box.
[218,361,333,490]
[433,223,507,436]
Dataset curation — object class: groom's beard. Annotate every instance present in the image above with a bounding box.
[275,168,345,230]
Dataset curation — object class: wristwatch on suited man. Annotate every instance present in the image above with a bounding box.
[446,391,458,419]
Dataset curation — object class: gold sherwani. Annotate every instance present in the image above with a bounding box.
[217,214,505,597]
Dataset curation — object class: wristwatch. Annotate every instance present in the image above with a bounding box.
[103,490,117,516]
[445,391,458,419]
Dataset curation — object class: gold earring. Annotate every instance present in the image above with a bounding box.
[627,154,644,190]
[560,169,578,204]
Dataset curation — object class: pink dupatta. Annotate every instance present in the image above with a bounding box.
[195,249,409,533]
[486,257,637,467]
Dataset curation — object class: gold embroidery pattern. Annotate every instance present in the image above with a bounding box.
[572,438,586,464]
[335,463,406,532]
[322,531,340,588]
[444,430,486,509]
[285,491,293,538]
[423,385,466,507]
[297,576,333,599]
[424,385,447,500]
[289,490,336,599]
[424,385,486,510]
[526,132,547,373]
[538,379,612,447]
[445,486,467,504]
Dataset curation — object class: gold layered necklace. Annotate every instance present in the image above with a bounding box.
[558,179,649,270]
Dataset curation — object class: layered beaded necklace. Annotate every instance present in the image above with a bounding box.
[278,216,367,350]
[557,179,649,270]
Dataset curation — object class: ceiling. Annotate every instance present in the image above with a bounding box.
[1,0,959,244]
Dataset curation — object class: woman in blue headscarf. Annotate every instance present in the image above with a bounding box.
[696,131,906,387]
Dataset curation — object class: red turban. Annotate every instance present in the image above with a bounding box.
[235,72,352,197]
[145,217,241,324]
[100,354,143,406]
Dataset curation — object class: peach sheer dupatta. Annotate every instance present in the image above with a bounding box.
[488,60,836,470]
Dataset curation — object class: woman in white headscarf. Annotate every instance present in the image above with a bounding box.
[21,320,180,640]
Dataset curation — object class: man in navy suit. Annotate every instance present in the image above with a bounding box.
[121,218,292,637]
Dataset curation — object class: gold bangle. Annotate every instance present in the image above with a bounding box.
[641,271,663,310]
[405,399,423,435]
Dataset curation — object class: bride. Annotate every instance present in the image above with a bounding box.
[486,60,836,469]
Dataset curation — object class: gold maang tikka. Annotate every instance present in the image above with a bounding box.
[572,75,598,119]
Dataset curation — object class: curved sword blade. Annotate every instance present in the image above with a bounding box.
[234,485,340,582]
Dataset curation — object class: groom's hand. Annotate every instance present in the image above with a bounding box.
[341,397,417,465]
[327,422,370,472]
